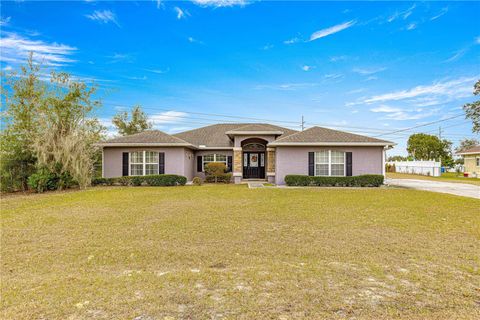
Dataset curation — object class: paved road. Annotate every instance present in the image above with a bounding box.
[386,178,480,199]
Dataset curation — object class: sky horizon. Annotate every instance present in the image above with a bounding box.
[1,0,479,156]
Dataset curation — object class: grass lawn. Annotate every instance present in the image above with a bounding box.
[387,172,480,186]
[1,185,479,319]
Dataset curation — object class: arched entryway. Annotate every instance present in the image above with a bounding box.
[241,138,267,179]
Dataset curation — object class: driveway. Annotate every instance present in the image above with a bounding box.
[386,178,480,199]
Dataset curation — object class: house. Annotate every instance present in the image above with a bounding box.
[457,145,480,177]
[98,123,395,184]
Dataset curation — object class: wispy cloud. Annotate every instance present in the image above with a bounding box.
[0,32,76,66]
[406,23,417,31]
[430,7,448,21]
[191,0,249,8]
[151,111,188,124]
[329,55,348,62]
[301,65,313,72]
[387,4,416,23]
[0,16,11,26]
[125,75,148,81]
[355,77,476,105]
[108,53,134,63]
[310,20,356,41]
[154,0,164,9]
[352,67,386,75]
[85,10,120,27]
[283,37,301,45]
[174,7,190,19]
[370,104,439,121]
[444,36,480,63]
[262,44,274,50]
[188,37,204,44]
[144,68,169,74]
[254,82,321,91]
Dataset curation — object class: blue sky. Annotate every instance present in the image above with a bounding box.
[1,0,479,155]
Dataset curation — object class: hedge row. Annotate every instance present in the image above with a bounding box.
[284,174,384,187]
[204,173,232,183]
[92,174,187,187]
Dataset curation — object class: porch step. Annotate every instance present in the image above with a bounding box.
[247,182,265,189]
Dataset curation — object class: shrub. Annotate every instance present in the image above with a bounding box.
[27,168,59,193]
[205,162,230,183]
[92,174,187,187]
[192,177,203,186]
[284,174,384,187]
[205,173,232,184]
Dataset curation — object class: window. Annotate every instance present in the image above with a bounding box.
[315,150,345,176]
[202,154,228,171]
[477,157,480,167]
[129,151,159,176]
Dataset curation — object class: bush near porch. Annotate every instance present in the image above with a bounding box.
[285,174,384,187]
[204,162,232,183]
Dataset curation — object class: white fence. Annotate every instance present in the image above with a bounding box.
[387,160,441,177]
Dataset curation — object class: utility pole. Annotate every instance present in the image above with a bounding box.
[438,126,442,139]
[301,115,305,131]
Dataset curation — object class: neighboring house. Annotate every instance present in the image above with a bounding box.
[98,123,395,184]
[457,145,480,177]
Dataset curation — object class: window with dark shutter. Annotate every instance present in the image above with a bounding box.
[227,156,233,172]
[308,152,315,176]
[346,152,353,176]
[197,156,203,172]
[122,152,129,176]
[159,152,165,174]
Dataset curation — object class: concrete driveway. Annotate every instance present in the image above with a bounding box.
[386,178,480,199]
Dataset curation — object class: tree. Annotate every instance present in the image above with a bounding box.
[407,133,454,167]
[0,54,45,191]
[112,105,152,136]
[464,79,480,133]
[455,138,479,153]
[32,71,105,189]
[387,155,410,162]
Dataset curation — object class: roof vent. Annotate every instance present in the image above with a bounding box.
[199,145,206,148]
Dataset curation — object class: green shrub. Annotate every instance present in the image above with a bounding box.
[205,162,231,183]
[27,168,59,193]
[284,174,384,187]
[192,177,203,186]
[92,174,187,187]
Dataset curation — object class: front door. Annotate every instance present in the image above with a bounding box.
[243,152,265,179]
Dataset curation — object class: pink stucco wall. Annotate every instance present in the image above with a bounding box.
[275,146,384,185]
[103,147,193,180]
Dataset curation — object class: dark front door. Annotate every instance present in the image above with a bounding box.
[243,152,265,179]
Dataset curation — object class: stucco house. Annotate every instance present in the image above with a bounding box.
[98,123,394,184]
[457,145,480,177]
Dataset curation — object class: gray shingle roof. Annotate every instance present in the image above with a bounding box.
[102,130,191,145]
[270,126,394,145]
[173,123,297,148]
[226,123,287,134]
[457,145,480,155]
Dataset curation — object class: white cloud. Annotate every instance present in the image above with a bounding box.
[329,55,347,62]
[108,53,134,63]
[310,20,356,41]
[144,68,169,74]
[370,105,439,121]
[387,4,416,23]
[301,65,313,72]
[174,7,189,19]
[125,75,147,80]
[430,7,448,21]
[406,23,417,31]
[352,67,386,75]
[284,37,300,45]
[191,0,248,8]
[187,37,204,44]
[370,105,402,113]
[445,49,467,63]
[0,32,77,66]
[254,82,320,91]
[262,44,274,50]
[3,65,13,71]
[154,0,164,9]
[0,16,11,26]
[357,77,476,105]
[85,10,120,27]
[151,111,188,124]
[476,36,480,44]
[324,73,343,80]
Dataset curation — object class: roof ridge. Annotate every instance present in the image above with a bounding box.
[273,126,315,142]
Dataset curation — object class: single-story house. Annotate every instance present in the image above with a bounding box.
[457,145,480,177]
[98,123,395,184]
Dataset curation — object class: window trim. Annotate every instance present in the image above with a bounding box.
[314,150,346,177]
[128,151,159,176]
[202,153,228,171]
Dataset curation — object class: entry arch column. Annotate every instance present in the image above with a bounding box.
[266,147,276,184]
[233,147,243,184]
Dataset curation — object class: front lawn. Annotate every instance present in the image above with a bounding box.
[1,185,479,319]
[387,172,480,186]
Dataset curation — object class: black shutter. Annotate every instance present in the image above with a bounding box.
[346,152,353,176]
[227,156,233,172]
[197,156,203,172]
[159,152,165,174]
[122,152,129,176]
[308,152,315,176]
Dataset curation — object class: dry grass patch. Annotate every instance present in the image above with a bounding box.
[1,185,479,319]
